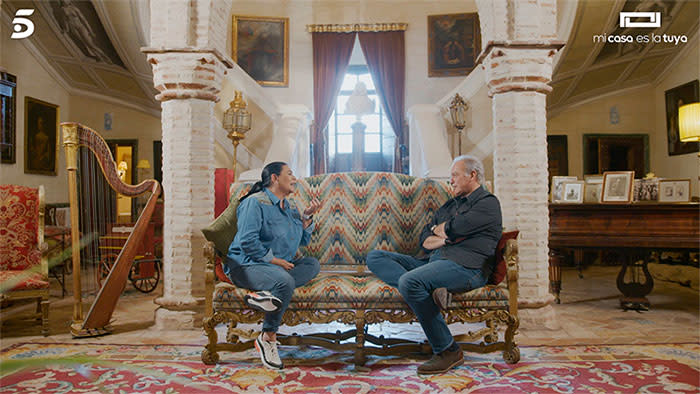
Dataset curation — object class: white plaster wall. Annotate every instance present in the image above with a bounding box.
[547,85,655,180]
[653,43,699,197]
[227,0,479,110]
[69,95,162,183]
[1,30,71,204]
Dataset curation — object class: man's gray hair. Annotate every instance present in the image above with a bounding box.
[452,155,485,184]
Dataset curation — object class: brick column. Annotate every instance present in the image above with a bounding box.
[476,0,564,320]
[144,0,232,329]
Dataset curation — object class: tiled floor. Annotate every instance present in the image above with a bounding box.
[1,266,698,350]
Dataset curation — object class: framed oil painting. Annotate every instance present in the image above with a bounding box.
[428,13,480,77]
[232,15,289,87]
[665,80,699,156]
[601,171,634,204]
[24,97,59,176]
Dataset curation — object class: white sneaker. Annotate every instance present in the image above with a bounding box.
[244,291,282,312]
[255,334,283,369]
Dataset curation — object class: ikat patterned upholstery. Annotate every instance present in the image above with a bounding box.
[229,172,452,272]
[217,172,510,312]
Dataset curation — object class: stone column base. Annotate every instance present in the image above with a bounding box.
[154,296,205,330]
[518,304,559,330]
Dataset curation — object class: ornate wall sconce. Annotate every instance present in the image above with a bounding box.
[449,93,468,155]
[222,91,252,177]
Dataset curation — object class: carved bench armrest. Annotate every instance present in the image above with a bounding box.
[504,238,519,317]
[204,241,217,318]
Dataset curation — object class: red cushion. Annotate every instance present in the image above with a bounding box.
[0,270,49,291]
[489,231,519,285]
[214,257,233,284]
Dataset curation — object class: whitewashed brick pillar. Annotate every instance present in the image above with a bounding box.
[143,0,232,329]
[476,0,564,313]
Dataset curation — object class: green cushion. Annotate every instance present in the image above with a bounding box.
[201,197,239,256]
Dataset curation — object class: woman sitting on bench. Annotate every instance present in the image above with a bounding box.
[222,161,322,370]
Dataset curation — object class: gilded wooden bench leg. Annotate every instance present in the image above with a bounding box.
[354,311,367,366]
[226,321,239,343]
[499,310,520,364]
[202,311,227,365]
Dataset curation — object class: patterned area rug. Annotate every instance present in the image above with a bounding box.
[1,342,698,393]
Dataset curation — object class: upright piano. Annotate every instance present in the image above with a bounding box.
[548,203,699,309]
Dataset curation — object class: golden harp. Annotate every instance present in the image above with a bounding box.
[62,122,161,337]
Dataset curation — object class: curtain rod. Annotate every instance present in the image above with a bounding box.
[306,23,407,33]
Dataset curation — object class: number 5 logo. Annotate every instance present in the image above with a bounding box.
[11,9,35,39]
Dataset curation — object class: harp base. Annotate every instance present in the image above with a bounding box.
[71,321,113,338]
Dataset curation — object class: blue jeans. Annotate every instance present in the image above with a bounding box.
[225,256,320,332]
[366,250,487,354]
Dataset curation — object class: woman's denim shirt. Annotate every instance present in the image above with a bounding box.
[225,188,314,273]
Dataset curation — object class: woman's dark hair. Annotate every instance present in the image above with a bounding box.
[239,161,287,202]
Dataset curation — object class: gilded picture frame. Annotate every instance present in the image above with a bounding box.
[658,179,691,203]
[232,15,289,87]
[561,181,584,204]
[601,171,634,204]
[427,13,481,77]
[24,97,59,176]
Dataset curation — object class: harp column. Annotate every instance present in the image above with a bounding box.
[143,0,233,329]
[475,0,563,325]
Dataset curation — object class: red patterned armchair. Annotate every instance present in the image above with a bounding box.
[0,185,49,336]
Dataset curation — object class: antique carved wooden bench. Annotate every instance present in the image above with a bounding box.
[202,172,520,366]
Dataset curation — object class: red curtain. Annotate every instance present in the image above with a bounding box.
[358,31,406,173]
[311,32,356,175]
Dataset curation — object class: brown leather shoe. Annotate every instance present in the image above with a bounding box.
[417,347,464,374]
[432,287,452,310]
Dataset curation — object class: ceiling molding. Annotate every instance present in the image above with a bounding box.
[92,0,138,73]
[653,30,699,85]
[1,10,72,92]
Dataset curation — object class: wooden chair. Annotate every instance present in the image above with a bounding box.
[0,185,49,336]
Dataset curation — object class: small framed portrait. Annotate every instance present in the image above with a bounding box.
[584,183,602,203]
[551,176,577,203]
[232,15,289,87]
[601,171,634,203]
[658,179,691,203]
[561,181,584,204]
[24,97,59,176]
[633,178,659,202]
[428,13,480,77]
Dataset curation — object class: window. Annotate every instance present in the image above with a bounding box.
[327,65,395,172]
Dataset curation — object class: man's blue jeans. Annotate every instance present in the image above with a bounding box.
[366,250,487,354]
[225,256,320,333]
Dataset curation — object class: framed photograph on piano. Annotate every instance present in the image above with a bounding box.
[658,179,691,203]
[601,171,634,204]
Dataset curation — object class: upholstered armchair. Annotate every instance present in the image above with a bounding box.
[0,185,50,336]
